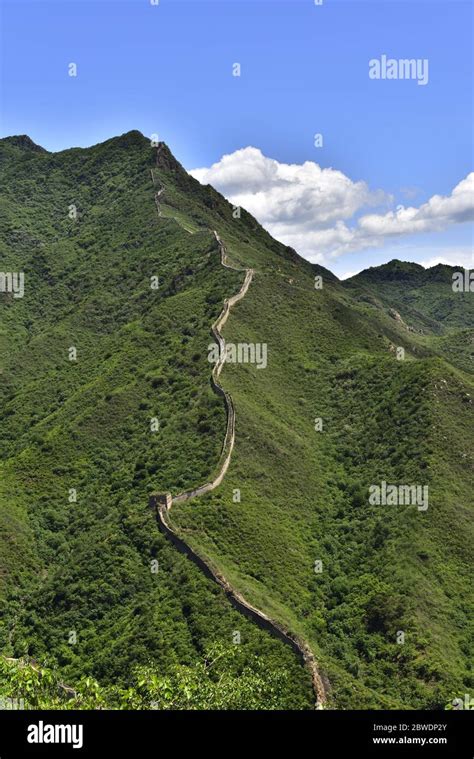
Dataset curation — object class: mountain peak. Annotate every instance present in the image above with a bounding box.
[113,129,147,145]
[350,259,426,284]
[94,130,149,151]
[1,134,48,153]
[349,259,465,286]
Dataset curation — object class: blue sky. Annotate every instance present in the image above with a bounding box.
[1,0,472,277]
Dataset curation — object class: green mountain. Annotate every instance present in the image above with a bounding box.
[343,260,474,374]
[0,131,472,710]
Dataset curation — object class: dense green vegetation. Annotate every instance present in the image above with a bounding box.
[0,132,311,709]
[345,259,474,332]
[0,131,472,709]
[174,264,473,708]
[0,643,291,710]
[155,143,473,708]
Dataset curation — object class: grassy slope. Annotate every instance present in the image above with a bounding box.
[158,166,473,708]
[0,133,312,707]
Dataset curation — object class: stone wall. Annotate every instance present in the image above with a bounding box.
[148,149,327,707]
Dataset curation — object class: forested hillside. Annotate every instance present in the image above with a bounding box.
[0,131,472,709]
[0,132,312,709]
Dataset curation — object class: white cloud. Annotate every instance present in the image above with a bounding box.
[339,269,363,281]
[358,173,474,237]
[190,147,474,264]
[419,247,474,270]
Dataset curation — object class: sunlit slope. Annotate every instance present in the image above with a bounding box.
[1,131,471,709]
[173,252,473,708]
[0,132,312,707]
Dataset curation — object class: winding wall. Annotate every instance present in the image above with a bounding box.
[149,147,327,708]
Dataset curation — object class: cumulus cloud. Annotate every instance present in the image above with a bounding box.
[190,147,474,263]
[358,173,474,237]
[419,247,474,270]
[191,147,387,229]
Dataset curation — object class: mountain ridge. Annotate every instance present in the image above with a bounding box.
[2,131,470,284]
[0,131,472,710]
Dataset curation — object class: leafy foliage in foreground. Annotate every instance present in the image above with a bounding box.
[0,643,290,710]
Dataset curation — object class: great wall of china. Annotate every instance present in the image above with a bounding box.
[149,144,327,708]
